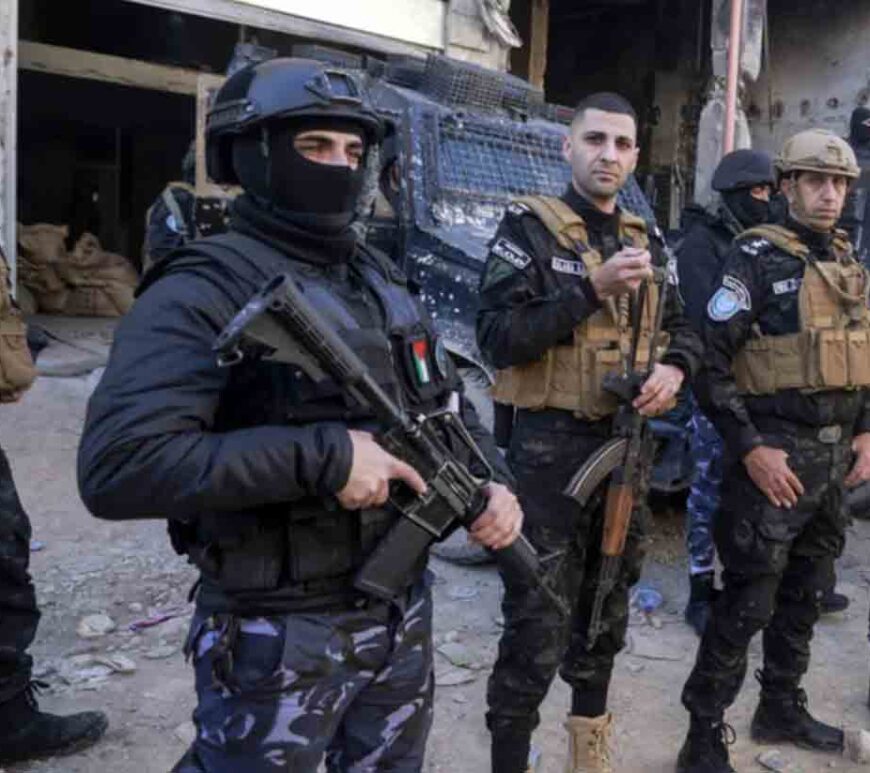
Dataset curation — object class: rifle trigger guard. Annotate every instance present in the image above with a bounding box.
[216,346,244,368]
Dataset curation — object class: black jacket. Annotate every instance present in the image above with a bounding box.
[840,143,870,261]
[676,206,741,332]
[476,187,702,380]
[696,219,870,459]
[78,207,510,612]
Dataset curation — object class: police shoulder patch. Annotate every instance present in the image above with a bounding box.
[707,274,752,321]
[491,237,532,271]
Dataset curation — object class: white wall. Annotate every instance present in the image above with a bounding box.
[232,0,447,50]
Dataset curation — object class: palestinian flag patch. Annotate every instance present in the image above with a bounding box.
[411,338,431,385]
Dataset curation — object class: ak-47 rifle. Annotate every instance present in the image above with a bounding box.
[563,228,674,648]
[213,273,569,616]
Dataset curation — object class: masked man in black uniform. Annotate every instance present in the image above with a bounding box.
[677,149,776,636]
[677,129,870,772]
[77,58,522,773]
[478,92,702,773]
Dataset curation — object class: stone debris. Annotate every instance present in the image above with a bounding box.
[447,585,479,601]
[844,728,870,762]
[757,749,804,772]
[436,642,484,670]
[76,613,117,638]
[144,644,178,660]
[174,721,197,746]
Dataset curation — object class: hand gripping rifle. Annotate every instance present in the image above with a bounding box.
[563,229,674,648]
[214,273,569,616]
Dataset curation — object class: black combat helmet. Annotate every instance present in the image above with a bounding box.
[711,148,775,192]
[206,57,386,185]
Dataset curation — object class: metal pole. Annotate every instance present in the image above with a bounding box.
[723,0,744,154]
[0,0,18,288]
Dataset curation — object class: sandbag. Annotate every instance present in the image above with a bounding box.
[17,223,69,311]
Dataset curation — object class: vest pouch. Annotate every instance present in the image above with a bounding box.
[801,264,844,329]
[286,508,356,583]
[204,516,285,593]
[734,338,776,395]
[767,332,811,390]
[392,327,446,407]
[847,329,870,387]
[491,352,552,409]
[583,346,621,419]
[816,328,849,388]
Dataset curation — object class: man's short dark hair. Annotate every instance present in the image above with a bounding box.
[572,92,637,126]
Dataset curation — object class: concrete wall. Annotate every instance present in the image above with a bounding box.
[446,0,511,70]
[747,0,870,155]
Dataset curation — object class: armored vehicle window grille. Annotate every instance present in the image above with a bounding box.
[433,119,570,202]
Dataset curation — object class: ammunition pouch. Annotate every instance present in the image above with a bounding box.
[733,225,870,396]
[490,194,665,420]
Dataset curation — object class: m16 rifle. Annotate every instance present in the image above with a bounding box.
[563,228,675,648]
[214,273,568,616]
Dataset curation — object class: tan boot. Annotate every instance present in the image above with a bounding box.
[564,713,613,773]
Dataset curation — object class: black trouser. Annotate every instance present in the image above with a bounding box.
[0,446,38,704]
[682,424,851,718]
[486,411,647,743]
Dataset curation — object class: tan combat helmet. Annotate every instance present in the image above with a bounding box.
[776,128,860,179]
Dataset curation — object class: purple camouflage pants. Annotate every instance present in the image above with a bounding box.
[172,581,434,773]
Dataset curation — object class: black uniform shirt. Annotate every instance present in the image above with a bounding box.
[476,185,702,378]
[697,216,870,459]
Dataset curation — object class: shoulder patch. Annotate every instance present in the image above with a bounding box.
[491,237,532,271]
[707,274,752,321]
[506,201,531,217]
[739,238,771,257]
[551,256,587,277]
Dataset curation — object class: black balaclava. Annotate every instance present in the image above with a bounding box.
[231,118,369,263]
[850,107,870,148]
[721,187,770,229]
[232,117,367,230]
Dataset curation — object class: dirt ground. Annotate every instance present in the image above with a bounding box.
[4,354,870,772]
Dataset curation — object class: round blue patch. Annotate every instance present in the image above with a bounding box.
[708,288,741,321]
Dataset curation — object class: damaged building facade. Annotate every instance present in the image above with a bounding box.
[0,0,518,283]
[1,0,868,286]
[507,0,870,221]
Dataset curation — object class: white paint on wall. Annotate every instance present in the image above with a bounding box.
[232,0,447,49]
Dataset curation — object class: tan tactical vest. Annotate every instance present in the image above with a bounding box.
[491,195,669,421]
[732,224,870,395]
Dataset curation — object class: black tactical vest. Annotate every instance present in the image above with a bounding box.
[143,231,460,612]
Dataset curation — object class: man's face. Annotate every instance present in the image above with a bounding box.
[749,184,772,202]
[292,130,365,170]
[782,171,849,231]
[563,108,639,209]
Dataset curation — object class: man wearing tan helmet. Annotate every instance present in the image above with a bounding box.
[676,129,870,772]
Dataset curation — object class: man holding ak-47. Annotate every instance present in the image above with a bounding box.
[478,92,702,773]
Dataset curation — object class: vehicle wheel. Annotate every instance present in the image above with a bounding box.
[431,529,493,565]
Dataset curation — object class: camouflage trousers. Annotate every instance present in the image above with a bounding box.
[682,423,851,718]
[487,411,647,739]
[686,408,723,575]
[0,445,39,704]
[172,580,434,773]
